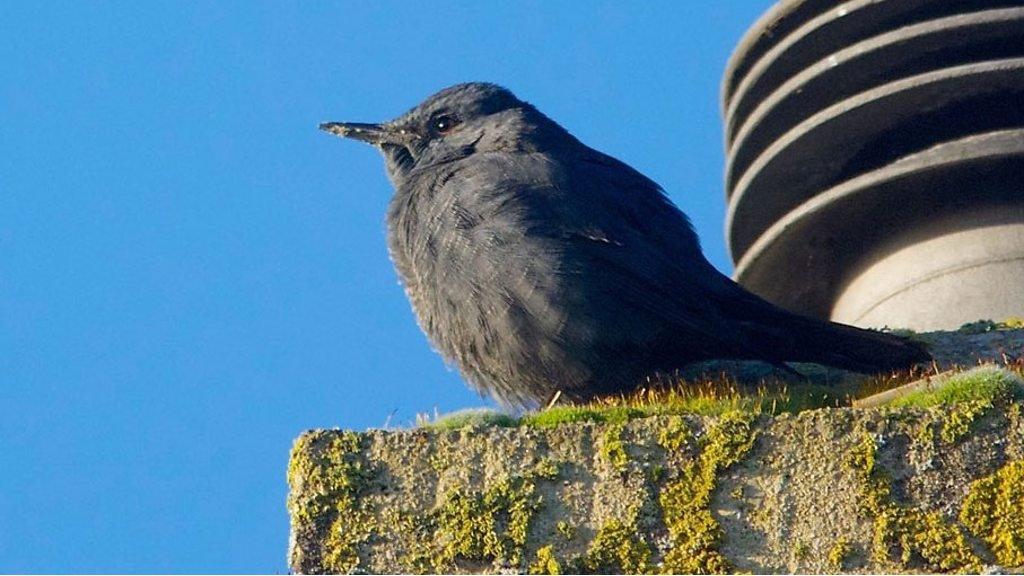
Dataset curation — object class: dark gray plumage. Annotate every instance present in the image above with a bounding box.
[321,82,929,408]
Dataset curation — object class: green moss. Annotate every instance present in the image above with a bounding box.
[599,424,629,473]
[529,545,562,575]
[520,405,644,428]
[423,370,856,433]
[517,378,839,431]
[959,460,1024,567]
[641,393,767,417]
[287,431,374,573]
[657,415,691,452]
[582,519,651,574]
[956,318,1024,333]
[882,327,934,348]
[648,463,665,483]
[888,366,1023,410]
[959,319,998,334]
[424,408,518,430]
[887,366,1024,443]
[827,538,852,571]
[846,432,980,571]
[659,410,757,574]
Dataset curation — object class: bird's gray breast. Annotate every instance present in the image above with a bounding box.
[383,156,579,403]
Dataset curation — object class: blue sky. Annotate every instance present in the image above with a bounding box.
[1,1,771,572]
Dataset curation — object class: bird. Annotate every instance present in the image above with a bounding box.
[320,82,930,408]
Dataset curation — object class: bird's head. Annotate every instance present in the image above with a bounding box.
[321,82,566,184]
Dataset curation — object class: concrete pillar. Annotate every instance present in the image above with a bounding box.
[722,0,1024,330]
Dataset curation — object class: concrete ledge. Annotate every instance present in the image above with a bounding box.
[288,404,1024,574]
[287,330,1024,574]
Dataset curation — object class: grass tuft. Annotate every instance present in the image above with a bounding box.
[416,360,1024,431]
[886,366,1024,409]
[519,405,644,428]
[421,408,518,430]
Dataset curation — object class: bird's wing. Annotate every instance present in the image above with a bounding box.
[561,150,766,358]
[439,149,763,366]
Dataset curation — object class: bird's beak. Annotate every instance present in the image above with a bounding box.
[320,121,423,149]
[319,122,392,145]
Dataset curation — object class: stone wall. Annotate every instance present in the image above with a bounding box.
[287,328,1024,574]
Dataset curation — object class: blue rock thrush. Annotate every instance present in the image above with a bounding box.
[321,83,929,408]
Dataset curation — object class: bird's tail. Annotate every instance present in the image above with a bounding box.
[737,304,931,374]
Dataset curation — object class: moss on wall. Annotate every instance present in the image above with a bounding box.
[528,545,562,575]
[960,460,1024,567]
[827,538,852,571]
[288,363,1024,574]
[886,366,1024,443]
[598,424,629,474]
[846,431,980,572]
[658,411,757,574]
[287,431,375,573]
[577,519,651,573]
[401,464,559,573]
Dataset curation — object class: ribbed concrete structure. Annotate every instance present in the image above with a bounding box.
[723,0,1024,331]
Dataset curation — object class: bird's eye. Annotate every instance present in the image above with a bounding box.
[432,114,460,135]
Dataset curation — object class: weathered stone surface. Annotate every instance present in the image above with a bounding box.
[287,330,1024,574]
[288,403,1024,574]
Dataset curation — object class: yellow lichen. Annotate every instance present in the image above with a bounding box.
[792,540,810,561]
[959,460,1024,567]
[582,519,651,574]
[532,458,560,480]
[428,447,453,472]
[657,415,691,452]
[403,465,558,572]
[529,545,562,575]
[912,419,936,451]
[1001,317,1024,329]
[323,511,375,573]
[659,410,757,574]
[941,399,989,443]
[1009,402,1024,459]
[847,432,980,572]
[599,424,629,473]
[286,431,374,573]
[827,538,851,571]
[555,520,574,541]
[434,476,539,568]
